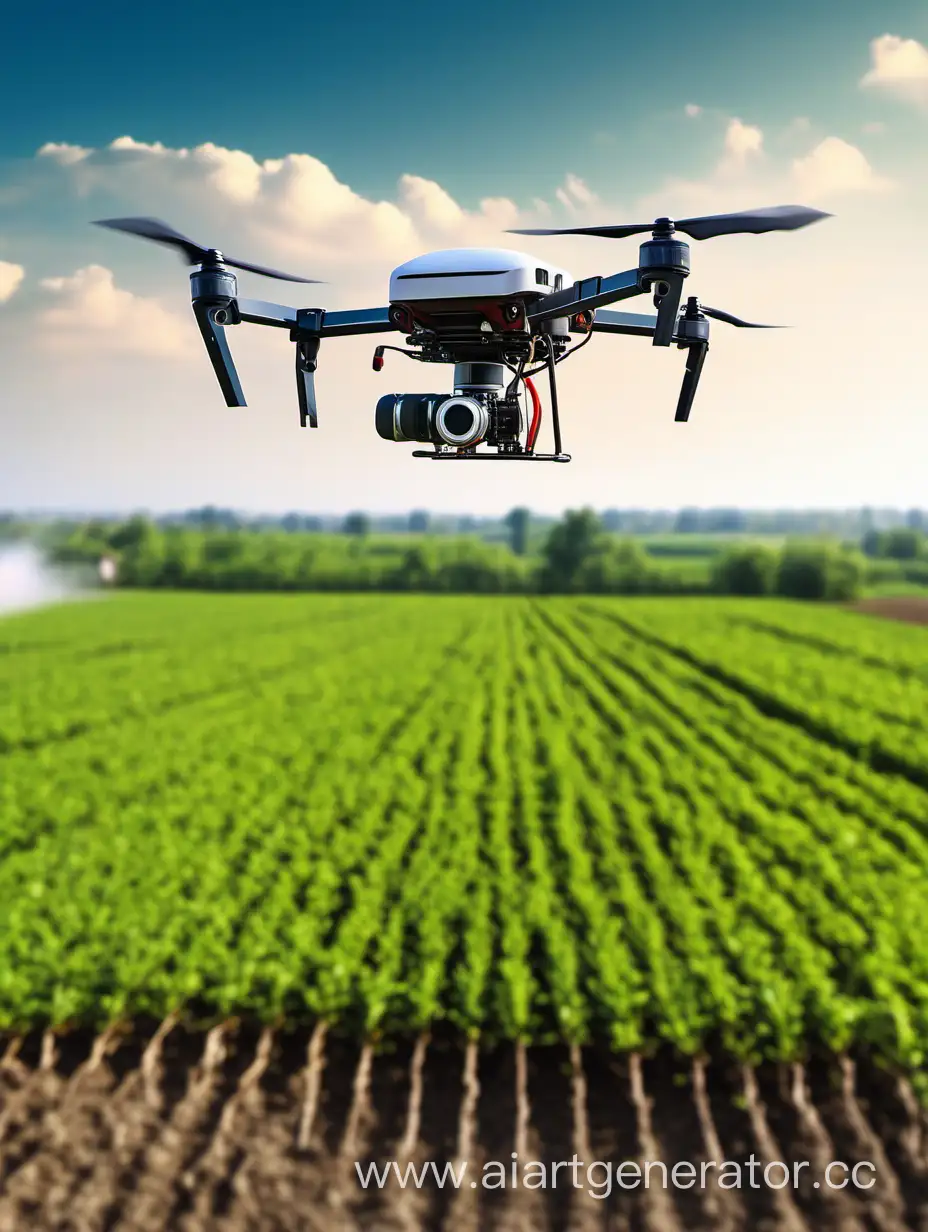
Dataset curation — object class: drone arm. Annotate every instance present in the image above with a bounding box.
[317,307,397,337]
[527,267,644,325]
[573,308,712,346]
[580,309,659,337]
[237,298,299,328]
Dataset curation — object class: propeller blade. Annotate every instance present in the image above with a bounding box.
[219,256,321,284]
[701,305,783,329]
[92,217,321,283]
[674,204,831,240]
[93,217,207,263]
[507,224,651,239]
[507,204,831,243]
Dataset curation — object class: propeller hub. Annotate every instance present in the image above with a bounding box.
[638,235,690,276]
[190,265,238,306]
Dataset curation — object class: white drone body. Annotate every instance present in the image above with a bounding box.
[91,203,829,459]
[389,247,573,303]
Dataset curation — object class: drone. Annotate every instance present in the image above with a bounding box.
[92,204,830,463]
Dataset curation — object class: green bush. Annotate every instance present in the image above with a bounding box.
[711,546,778,596]
[776,544,864,601]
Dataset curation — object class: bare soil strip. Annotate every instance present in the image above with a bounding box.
[847,598,928,626]
[0,1026,924,1231]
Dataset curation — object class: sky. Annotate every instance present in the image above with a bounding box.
[1,0,927,516]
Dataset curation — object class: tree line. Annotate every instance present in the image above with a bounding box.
[46,510,869,601]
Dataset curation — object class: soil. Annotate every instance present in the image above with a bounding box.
[848,598,928,627]
[1,1022,926,1231]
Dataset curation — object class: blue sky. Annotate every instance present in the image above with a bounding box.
[1,1,927,514]
[4,0,924,204]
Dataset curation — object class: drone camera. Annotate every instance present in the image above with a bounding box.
[434,397,489,446]
[375,393,447,443]
[375,361,522,451]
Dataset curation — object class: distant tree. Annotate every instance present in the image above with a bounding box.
[601,508,624,532]
[861,529,883,557]
[342,512,370,536]
[107,515,154,551]
[539,508,603,591]
[712,546,778,596]
[504,506,531,556]
[674,507,701,534]
[775,544,864,601]
[906,509,925,531]
[408,509,430,534]
[574,539,649,593]
[707,507,747,533]
[883,528,922,559]
[183,505,241,530]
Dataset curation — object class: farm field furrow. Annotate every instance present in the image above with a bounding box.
[582,597,928,784]
[3,589,928,1230]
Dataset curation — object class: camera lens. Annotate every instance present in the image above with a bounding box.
[443,403,476,437]
[435,396,489,447]
[375,394,445,442]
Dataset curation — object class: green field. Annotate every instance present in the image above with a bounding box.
[3,592,928,1081]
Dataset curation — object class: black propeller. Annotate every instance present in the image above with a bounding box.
[700,305,782,329]
[92,217,321,283]
[509,204,831,242]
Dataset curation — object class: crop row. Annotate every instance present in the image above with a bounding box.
[581,597,928,782]
[2,593,928,1090]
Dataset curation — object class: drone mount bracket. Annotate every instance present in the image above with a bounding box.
[190,262,246,407]
[673,298,711,422]
[637,226,691,347]
[290,309,325,428]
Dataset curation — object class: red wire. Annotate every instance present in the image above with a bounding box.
[524,376,541,452]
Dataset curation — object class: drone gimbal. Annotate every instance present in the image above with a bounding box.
[92,204,829,462]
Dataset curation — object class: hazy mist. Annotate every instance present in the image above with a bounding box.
[0,542,95,616]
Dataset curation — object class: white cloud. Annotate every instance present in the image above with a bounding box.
[554,173,599,215]
[684,103,702,118]
[37,142,91,165]
[0,261,24,303]
[397,174,465,231]
[632,108,900,220]
[723,117,764,163]
[862,120,886,134]
[37,264,191,358]
[861,34,928,106]
[35,137,526,276]
[791,136,893,200]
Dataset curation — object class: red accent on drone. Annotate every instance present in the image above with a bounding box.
[524,377,542,453]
